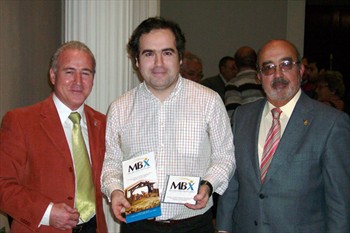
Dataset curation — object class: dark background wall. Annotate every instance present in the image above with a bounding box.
[304,0,350,92]
[160,0,304,79]
[0,0,62,119]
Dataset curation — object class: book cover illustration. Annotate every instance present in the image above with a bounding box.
[122,152,161,223]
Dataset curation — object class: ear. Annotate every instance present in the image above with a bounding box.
[256,73,262,83]
[179,53,183,65]
[299,63,305,78]
[135,57,139,68]
[49,69,56,85]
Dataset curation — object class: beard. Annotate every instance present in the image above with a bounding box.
[265,77,300,101]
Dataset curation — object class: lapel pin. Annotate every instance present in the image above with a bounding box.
[94,121,98,127]
[303,119,309,126]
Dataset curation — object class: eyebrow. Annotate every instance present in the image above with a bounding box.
[280,56,293,62]
[81,68,94,73]
[261,57,294,66]
[261,60,273,66]
[162,48,175,53]
[141,48,176,55]
[63,67,94,73]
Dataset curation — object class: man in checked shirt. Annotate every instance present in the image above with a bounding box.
[101,17,236,233]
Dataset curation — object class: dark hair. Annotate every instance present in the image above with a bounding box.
[50,41,96,75]
[127,17,186,69]
[318,70,345,97]
[304,56,318,65]
[234,46,257,69]
[219,56,235,69]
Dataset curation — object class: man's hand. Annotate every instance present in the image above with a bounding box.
[110,189,130,223]
[184,184,210,210]
[49,203,79,230]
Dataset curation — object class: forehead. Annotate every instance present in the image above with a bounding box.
[259,41,297,64]
[139,29,176,50]
[58,49,92,64]
[225,60,236,67]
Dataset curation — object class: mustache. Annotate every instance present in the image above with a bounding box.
[271,77,289,87]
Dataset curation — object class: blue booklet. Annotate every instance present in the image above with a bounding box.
[122,152,161,223]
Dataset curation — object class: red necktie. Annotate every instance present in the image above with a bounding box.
[260,108,282,183]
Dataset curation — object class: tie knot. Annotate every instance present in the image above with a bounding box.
[271,108,282,120]
[69,112,81,124]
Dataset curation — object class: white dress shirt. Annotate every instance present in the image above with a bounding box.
[101,77,235,221]
[258,90,301,165]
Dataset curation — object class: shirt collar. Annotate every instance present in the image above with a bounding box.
[52,94,85,124]
[219,73,227,84]
[140,75,184,102]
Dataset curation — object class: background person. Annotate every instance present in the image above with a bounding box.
[180,50,204,83]
[315,70,345,111]
[301,56,319,98]
[225,46,265,119]
[201,56,237,102]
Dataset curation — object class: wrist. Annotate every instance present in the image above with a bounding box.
[111,189,124,199]
[200,180,213,197]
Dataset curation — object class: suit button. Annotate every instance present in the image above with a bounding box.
[254,220,258,226]
[69,167,74,172]
[67,196,73,200]
[259,193,265,199]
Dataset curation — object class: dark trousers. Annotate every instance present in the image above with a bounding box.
[72,216,96,233]
[212,192,219,219]
[121,210,214,233]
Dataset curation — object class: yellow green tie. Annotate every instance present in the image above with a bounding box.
[69,112,95,222]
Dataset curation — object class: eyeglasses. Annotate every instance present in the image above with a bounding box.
[259,60,300,76]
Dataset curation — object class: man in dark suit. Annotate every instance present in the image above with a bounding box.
[201,56,237,102]
[216,39,350,233]
[0,41,108,233]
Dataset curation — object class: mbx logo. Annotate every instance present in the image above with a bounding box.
[128,158,150,172]
[170,180,195,191]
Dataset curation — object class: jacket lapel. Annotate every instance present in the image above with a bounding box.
[39,96,72,164]
[263,93,314,184]
[84,106,103,178]
[253,102,266,181]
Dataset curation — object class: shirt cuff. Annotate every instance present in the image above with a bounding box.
[39,202,53,227]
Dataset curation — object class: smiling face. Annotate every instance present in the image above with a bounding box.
[49,49,94,110]
[257,40,304,107]
[136,29,181,100]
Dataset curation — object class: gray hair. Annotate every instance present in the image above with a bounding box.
[50,41,96,75]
